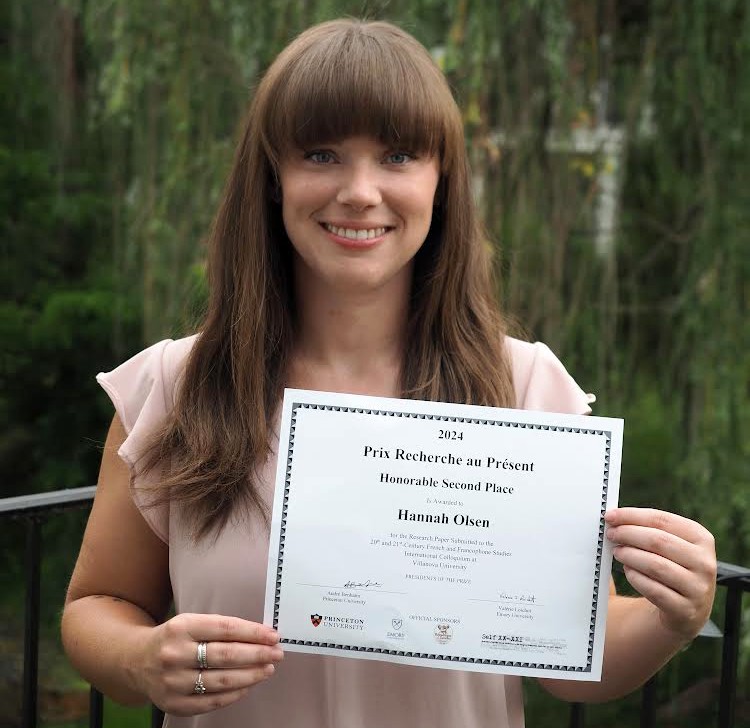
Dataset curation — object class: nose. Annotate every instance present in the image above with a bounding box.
[336,164,382,210]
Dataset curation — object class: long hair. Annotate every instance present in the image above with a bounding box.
[139,19,515,539]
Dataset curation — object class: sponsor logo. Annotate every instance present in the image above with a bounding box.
[309,612,366,631]
[434,623,453,644]
[387,616,406,640]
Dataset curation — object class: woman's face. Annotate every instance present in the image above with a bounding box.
[278,136,440,296]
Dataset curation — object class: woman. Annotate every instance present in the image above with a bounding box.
[62,18,717,728]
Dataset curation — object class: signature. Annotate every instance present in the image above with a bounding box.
[498,592,537,603]
[343,580,382,589]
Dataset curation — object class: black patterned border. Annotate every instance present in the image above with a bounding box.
[272,402,612,674]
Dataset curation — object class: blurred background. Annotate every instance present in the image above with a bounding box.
[2,0,748,725]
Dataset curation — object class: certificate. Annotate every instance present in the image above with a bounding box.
[263,389,622,680]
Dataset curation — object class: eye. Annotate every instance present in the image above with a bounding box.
[385,151,413,165]
[305,150,336,164]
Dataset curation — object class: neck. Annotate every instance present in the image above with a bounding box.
[289,268,412,397]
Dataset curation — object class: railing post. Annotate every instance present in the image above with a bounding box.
[640,675,657,728]
[22,517,42,728]
[89,687,103,728]
[569,702,585,728]
[718,583,743,728]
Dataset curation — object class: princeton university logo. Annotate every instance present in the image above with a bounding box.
[391,618,403,630]
[311,614,322,627]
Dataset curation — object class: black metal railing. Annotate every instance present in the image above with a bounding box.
[1,487,164,728]
[2,487,748,728]
[568,557,750,727]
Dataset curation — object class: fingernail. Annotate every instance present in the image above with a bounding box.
[264,663,276,675]
[271,647,284,660]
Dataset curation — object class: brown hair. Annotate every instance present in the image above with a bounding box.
[140,19,515,538]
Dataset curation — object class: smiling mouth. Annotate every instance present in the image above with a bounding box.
[322,223,391,240]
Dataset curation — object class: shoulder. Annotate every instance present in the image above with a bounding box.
[96,334,199,435]
[504,336,595,415]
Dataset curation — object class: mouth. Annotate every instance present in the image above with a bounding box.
[321,223,392,241]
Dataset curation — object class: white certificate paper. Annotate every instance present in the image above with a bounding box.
[263,389,622,680]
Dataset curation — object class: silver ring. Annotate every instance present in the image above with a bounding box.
[197,641,209,669]
[193,670,206,695]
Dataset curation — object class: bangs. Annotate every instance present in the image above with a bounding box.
[262,23,456,164]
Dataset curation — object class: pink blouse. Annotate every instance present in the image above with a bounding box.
[97,335,593,728]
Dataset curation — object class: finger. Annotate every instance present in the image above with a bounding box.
[187,642,284,669]
[165,685,254,718]
[621,565,686,617]
[613,545,697,598]
[621,564,712,642]
[183,615,280,646]
[606,524,706,571]
[181,664,277,694]
[605,508,713,546]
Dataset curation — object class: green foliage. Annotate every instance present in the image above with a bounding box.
[39,696,151,728]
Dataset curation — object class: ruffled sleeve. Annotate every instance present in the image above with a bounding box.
[96,335,197,543]
[507,338,595,415]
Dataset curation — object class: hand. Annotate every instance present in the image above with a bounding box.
[605,507,717,642]
[134,613,283,716]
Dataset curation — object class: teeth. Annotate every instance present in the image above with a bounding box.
[324,224,387,240]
